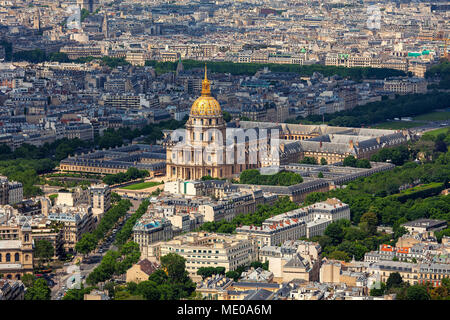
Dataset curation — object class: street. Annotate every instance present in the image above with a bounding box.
[50,206,137,300]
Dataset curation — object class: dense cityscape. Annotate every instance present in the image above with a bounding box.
[0,0,449,307]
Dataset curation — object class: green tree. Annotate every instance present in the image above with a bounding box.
[225,271,240,281]
[327,250,350,261]
[21,274,36,288]
[343,156,358,167]
[300,156,318,165]
[75,233,97,255]
[386,272,403,291]
[197,267,216,279]
[34,240,54,266]
[111,192,121,203]
[320,158,328,165]
[406,285,430,300]
[24,278,51,300]
[136,281,161,300]
[222,111,231,122]
[324,222,345,245]
[161,253,189,283]
[359,212,378,235]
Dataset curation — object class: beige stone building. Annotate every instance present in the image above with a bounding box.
[158,232,258,277]
[0,223,33,280]
[126,259,159,284]
[89,184,111,222]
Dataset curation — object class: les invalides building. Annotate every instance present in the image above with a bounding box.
[165,66,259,181]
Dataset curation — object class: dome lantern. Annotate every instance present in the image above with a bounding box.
[190,64,222,117]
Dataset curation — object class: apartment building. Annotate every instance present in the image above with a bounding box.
[160,51,180,62]
[125,50,149,66]
[236,216,306,249]
[60,45,103,60]
[64,123,94,141]
[0,220,33,280]
[159,232,258,276]
[325,54,379,68]
[7,182,23,205]
[0,279,25,300]
[198,191,258,222]
[384,78,428,94]
[0,177,8,205]
[89,184,111,221]
[48,205,94,253]
[401,219,448,234]
[133,216,174,252]
[260,240,322,282]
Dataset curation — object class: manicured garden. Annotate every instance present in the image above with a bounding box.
[121,181,162,190]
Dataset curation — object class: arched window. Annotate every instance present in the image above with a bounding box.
[25,234,29,242]
[0,253,2,262]
[15,253,19,262]
[25,255,29,261]
[6,253,10,262]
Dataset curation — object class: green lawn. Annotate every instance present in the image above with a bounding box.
[413,111,450,121]
[422,127,450,139]
[122,181,162,190]
[400,182,443,195]
[373,121,425,130]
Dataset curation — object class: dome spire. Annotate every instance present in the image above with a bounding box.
[201,64,211,96]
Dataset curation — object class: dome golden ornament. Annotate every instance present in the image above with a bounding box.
[190,64,222,117]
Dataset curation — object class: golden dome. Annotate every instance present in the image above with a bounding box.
[190,95,222,116]
[190,65,222,117]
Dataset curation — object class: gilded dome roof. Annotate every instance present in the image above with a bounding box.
[190,65,222,117]
[190,95,222,116]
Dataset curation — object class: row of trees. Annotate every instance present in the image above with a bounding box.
[196,267,226,279]
[94,119,186,150]
[145,59,406,80]
[300,156,327,165]
[75,199,132,255]
[342,156,371,168]
[114,200,150,246]
[300,91,450,127]
[86,241,141,285]
[9,49,131,68]
[102,167,149,185]
[11,49,71,64]
[239,169,303,186]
